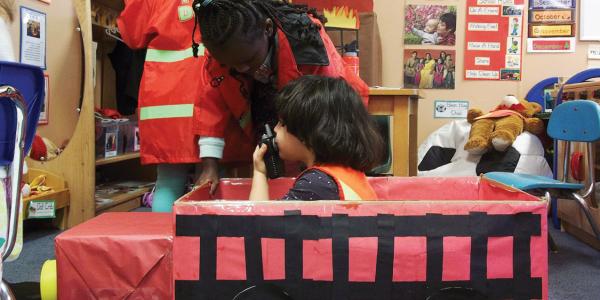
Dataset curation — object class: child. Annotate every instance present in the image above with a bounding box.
[436,12,456,46]
[249,76,384,201]
[412,19,439,45]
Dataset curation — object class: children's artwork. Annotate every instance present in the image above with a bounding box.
[527,0,576,52]
[500,68,521,80]
[404,5,457,46]
[403,49,455,89]
[38,74,49,124]
[508,16,522,36]
[506,36,521,54]
[464,0,524,81]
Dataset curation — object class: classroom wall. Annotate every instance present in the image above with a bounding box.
[7,0,82,149]
[374,0,596,145]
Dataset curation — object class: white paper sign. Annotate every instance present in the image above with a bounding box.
[475,57,491,66]
[434,101,469,118]
[468,42,501,51]
[19,7,46,69]
[28,200,55,218]
[588,45,600,60]
[478,0,500,5]
[466,70,500,79]
[468,23,499,31]
[469,7,500,15]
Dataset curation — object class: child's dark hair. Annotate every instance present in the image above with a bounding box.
[440,12,456,33]
[275,75,384,172]
[192,0,326,51]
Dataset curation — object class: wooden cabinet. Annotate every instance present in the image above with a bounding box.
[28,0,154,227]
[368,88,420,176]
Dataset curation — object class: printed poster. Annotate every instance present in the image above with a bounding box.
[527,0,576,52]
[403,49,455,90]
[19,7,46,69]
[464,0,524,81]
[404,5,457,46]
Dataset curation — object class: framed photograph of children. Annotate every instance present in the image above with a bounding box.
[404,5,457,46]
[38,74,49,125]
[403,49,456,89]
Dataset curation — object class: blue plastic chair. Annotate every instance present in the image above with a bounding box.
[486,100,600,241]
[0,62,44,299]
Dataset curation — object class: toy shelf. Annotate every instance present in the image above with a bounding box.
[22,168,70,229]
[95,186,151,213]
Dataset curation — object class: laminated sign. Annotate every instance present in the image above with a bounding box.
[173,177,548,300]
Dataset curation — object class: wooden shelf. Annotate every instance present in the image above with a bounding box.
[95,186,150,213]
[96,152,140,166]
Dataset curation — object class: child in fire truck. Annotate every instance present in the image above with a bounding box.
[249,75,384,201]
[191,0,369,195]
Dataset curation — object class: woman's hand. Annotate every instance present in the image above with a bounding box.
[194,157,220,195]
[253,144,268,176]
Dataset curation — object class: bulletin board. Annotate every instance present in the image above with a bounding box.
[464,0,524,81]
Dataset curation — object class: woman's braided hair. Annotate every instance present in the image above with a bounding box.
[192,0,326,56]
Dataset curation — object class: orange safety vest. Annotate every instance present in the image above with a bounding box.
[305,165,377,200]
[118,0,203,165]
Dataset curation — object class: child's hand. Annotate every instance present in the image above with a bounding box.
[253,144,268,176]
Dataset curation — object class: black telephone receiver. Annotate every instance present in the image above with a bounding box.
[261,124,285,179]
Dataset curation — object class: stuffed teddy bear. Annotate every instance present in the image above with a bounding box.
[464,95,544,154]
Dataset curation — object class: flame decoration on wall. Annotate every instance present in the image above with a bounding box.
[323,6,360,29]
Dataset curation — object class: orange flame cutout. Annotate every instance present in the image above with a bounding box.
[323,6,359,29]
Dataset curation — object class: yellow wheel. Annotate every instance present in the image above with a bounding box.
[40,259,57,300]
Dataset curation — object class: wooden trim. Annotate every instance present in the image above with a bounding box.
[95,187,150,212]
[96,152,140,166]
[368,87,421,96]
[28,0,96,228]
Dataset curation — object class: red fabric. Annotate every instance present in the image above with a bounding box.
[174,186,548,300]
[55,213,172,299]
[194,17,369,142]
[474,109,526,121]
[308,164,377,200]
[29,135,46,161]
[118,0,203,164]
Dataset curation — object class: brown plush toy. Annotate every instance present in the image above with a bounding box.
[464,95,544,154]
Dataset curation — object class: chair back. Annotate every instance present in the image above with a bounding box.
[0,62,45,165]
[548,100,600,142]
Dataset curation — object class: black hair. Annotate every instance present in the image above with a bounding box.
[440,12,456,33]
[275,75,384,172]
[192,0,326,55]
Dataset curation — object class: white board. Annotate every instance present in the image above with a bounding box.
[580,0,600,41]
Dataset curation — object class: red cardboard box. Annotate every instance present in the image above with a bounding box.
[174,177,548,299]
[55,212,172,299]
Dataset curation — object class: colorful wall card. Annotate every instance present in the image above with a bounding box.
[529,0,574,9]
[464,0,524,81]
[527,0,576,52]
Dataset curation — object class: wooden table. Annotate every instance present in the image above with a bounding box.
[368,87,421,176]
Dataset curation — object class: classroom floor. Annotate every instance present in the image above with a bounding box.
[3,213,600,299]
